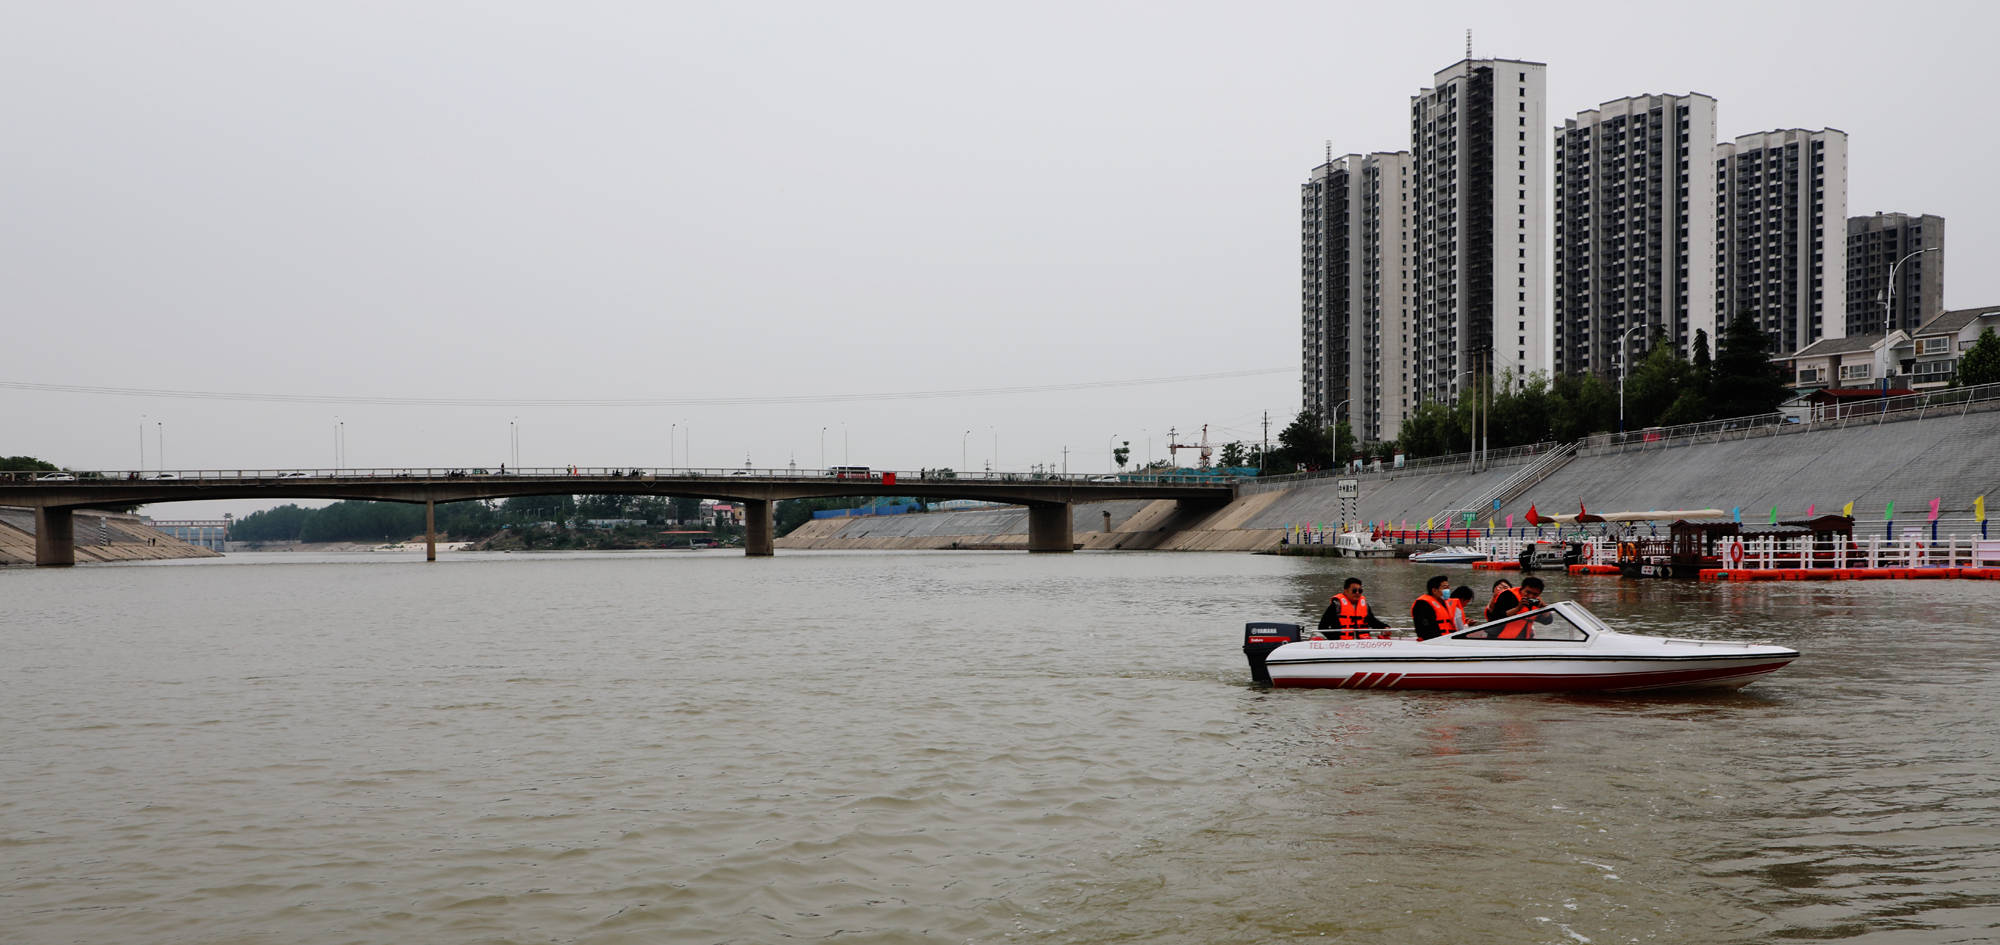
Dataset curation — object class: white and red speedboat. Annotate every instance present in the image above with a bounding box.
[1243,601,1797,693]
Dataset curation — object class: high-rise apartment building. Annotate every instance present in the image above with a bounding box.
[1300,152,1412,441]
[1845,211,1944,336]
[1409,58,1548,403]
[1553,93,1718,377]
[1714,128,1848,354]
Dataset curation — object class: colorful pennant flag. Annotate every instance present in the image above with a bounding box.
[1885,499,1895,520]
[1505,513,1515,528]
[1842,500,1854,518]
[1977,496,1987,523]
[1806,503,1815,517]
[1731,507,1741,523]
[1526,504,1540,525]
[1928,498,1941,522]
[1769,506,1779,525]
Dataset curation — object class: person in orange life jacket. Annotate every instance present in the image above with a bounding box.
[1497,577,1549,639]
[1318,577,1389,639]
[1484,578,1520,622]
[1411,575,1455,640]
[1448,585,1475,631]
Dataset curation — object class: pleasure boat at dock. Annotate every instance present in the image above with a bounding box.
[1242,600,1797,693]
[1409,545,1488,564]
[1333,531,1395,558]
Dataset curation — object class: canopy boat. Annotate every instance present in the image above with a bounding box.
[1334,531,1395,558]
[1409,545,1488,564]
[1242,601,1797,693]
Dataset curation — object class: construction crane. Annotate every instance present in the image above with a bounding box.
[1165,425,1214,468]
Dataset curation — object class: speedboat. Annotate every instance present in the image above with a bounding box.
[1333,531,1395,558]
[1242,600,1797,693]
[1409,545,1488,564]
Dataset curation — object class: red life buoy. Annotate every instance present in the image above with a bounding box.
[1727,543,1745,566]
[1581,544,1594,561]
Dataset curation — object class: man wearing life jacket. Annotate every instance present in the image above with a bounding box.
[1497,577,1546,639]
[1318,577,1389,640]
[1411,575,1455,640]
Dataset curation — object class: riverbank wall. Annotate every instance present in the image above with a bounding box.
[0,507,225,565]
[777,406,2000,552]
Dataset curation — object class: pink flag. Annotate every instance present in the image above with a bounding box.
[1505,513,1514,528]
[1929,498,1941,521]
[1806,503,1815,517]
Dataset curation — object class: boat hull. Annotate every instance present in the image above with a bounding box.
[1267,654,1794,692]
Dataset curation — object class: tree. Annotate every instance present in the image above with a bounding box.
[1271,411,1331,471]
[1218,441,1247,467]
[1332,421,1355,467]
[1956,327,2000,387]
[1710,313,1789,419]
[1,456,60,472]
[1112,442,1130,469]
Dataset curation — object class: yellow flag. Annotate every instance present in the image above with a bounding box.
[1489,518,1496,529]
[1978,495,1988,523]
[1425,518,1434,530]
[1842,500,1854,518]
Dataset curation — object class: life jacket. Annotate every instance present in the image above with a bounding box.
[1484,588,1520,622]
[1411,594,1454,637]
[1330,593,1371,629]
[1447,598,1469,630]
[1498,597,1541,639]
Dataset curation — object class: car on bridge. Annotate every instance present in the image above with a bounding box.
[34,473,76,481]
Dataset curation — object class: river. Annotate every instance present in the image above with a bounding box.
[4,550,1997,944]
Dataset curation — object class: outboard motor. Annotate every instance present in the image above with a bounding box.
[1243,622,1303,684]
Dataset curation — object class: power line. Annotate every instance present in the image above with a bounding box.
[0,368,1292,409]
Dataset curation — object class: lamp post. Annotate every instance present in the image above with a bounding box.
[962,429,971,473]
[820,427,828,471]
[1618,323,1647,434]
[670,422,676,469]
[157,421,164,472]
[1884,246,1938,335]
[138,415,147,470]
[1328,400,1348,469]
[1106,432,1119,473]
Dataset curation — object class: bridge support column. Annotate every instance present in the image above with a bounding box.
[745,498,774,557]
[425,500,436,562]
[35,507,76,567]
[1027,502,1074,553]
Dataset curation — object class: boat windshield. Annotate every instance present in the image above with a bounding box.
[1452,604,1591,642]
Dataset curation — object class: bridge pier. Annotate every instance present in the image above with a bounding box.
[1027,502,1074,553]
[745,499,774,556]
[35,508,76,567]
[425,500,436,562]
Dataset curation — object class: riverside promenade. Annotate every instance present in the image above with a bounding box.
[783,393,2000,552]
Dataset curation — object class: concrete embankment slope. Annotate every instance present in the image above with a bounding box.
[0,507,225,565]
[779,407,2000,552]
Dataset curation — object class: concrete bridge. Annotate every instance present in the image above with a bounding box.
[0,466,1237,566]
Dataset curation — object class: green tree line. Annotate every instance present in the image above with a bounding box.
[228,494,714,543]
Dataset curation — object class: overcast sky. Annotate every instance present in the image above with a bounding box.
[5,0,1993,518]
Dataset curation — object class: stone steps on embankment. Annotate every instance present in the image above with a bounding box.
[774,408,2000,552]
[0,507,225,565]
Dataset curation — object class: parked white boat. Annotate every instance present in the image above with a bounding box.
[1409,545,1488,564]
[1242,601,1797,693]
[1334,531,1395,557]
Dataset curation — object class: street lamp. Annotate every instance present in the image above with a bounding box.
[1328,400,1348,469]
[1884,246,1939,335]
[1618,323,1647,434]
[821,427,828,471]
[962,429,971,473]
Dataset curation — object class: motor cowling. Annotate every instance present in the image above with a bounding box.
[1244,621,1303,684]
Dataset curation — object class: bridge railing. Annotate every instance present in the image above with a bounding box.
[0,466,1246,486]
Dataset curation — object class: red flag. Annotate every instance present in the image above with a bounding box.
[1579,501,1588,517]
[1526,504,1540,525]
